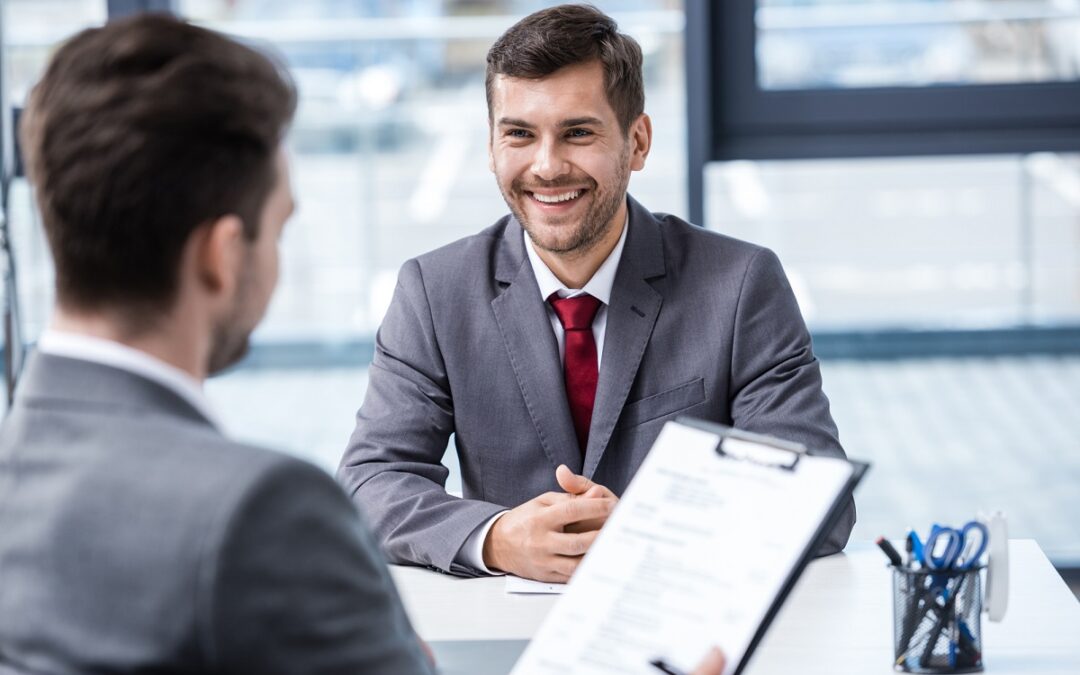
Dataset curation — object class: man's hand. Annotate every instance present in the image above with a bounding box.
[691,647,726,675]
[482,490,615,582]
[555,464,618,534]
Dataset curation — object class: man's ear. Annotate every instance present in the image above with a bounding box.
[487,125,496,173]
[194,214,245,298]
[629,113,652,172]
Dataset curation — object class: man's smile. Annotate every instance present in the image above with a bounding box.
[525,187,589,211]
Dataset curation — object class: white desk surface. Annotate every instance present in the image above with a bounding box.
[390,539,1080,674]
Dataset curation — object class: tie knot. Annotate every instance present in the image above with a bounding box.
[548,293,602,331]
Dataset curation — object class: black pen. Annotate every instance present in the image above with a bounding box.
[649,658,688,675]
[876,536,904,567]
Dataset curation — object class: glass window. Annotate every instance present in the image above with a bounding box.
[705,153,1080,330]
[6,1,107,99]
[757,0,1080,90]
[4,1,108,346]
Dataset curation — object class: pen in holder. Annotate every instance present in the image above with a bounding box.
[892,565,984,673]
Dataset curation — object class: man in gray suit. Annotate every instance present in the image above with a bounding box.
[0,15,432,674]
[339,4,856,583]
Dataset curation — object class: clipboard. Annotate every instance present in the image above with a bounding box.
[511,417,870,675]
[677,418,870,675]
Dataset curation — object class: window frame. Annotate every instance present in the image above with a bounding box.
[686,1,1080,223]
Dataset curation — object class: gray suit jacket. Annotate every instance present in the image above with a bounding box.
[339,196,855,575]
[0,353,432,674]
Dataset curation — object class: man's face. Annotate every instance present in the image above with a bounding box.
[488,60,646,257]
[207,149,294,374]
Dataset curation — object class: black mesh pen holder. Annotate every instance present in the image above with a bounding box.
[892,565,984,673]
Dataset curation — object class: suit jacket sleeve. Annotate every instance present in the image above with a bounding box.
[206,458,434,674]
[337,258,506,575]
[729,248,856,555]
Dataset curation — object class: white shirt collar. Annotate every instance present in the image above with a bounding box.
[36,329,222,429]
[524,212,629,304]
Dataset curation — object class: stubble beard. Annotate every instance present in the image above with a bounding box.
[501,147,631,258]
[206,260,256,376]
[207,321,251,376]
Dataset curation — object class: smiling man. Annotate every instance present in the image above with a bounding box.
[339,4,855,582]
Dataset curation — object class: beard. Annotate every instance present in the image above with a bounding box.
[206,320,252,376]
[206,259,257,376]
[500,146,631,257]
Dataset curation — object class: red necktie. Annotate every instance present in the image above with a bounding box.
[549,293,602,455]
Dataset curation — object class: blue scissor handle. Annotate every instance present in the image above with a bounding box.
[956,520,989,569]
[925,524,963,571]
[925,521,989,571]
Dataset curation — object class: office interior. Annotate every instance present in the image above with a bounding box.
[2,0,1078,599]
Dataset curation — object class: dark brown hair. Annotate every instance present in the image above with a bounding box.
[20,13,296,313]
[485,3,644,134]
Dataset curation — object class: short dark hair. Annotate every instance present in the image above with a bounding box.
[485,3,644,134]
[20,13,296,314]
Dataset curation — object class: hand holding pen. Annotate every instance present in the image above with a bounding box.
[650,647,726,675]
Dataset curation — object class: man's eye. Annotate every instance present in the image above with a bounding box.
[507,129,531,138]
[567,128,592,138]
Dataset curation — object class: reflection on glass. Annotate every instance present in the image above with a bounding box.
[757,0,1080,90]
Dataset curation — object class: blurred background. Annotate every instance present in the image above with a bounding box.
[2,0,1078,582]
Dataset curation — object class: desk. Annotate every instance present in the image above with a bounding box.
[390,540,1080,674]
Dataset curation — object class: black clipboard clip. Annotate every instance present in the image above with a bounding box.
[677,418,805,472]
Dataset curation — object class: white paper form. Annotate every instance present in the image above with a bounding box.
[510,421,855,675]
[506,576,567,594]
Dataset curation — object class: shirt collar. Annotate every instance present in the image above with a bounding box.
[524,212,629,304]
[35,329,222,430]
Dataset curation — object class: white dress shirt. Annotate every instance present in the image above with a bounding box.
[35,329,222,430]
[456,216,630,574]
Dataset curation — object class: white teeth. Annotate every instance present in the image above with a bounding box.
[532,190,581,204]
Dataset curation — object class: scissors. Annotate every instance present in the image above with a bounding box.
[924,521,989,571]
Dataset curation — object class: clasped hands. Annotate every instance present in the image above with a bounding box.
[482,463,617,583]
[478,465,728,675]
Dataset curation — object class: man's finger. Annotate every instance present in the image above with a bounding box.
[582,484,613,499]
[547,529,601,557]
[548,553,583,581]
[562,517,610,534]
[543,495,615,528]
[534,490,571,506]
[690,647,726,675]
[555,464,596,495]
[556,464,617,500]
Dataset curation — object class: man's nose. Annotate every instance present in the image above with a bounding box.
[530,136,570,182]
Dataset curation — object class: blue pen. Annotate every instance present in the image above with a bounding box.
[949,621,958,668]
[907,529,925,568]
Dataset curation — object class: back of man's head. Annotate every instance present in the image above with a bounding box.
[20,13,296,323]
[484,3,644,134]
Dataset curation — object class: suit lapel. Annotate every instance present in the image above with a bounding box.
[491,217,584,474]
[583,197,666,478]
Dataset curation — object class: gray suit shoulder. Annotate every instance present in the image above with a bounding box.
[201,434,431,674]
[407,216,512,278]
[125,414,324,512]
[133,422,431,673]
[649,210,771,269]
